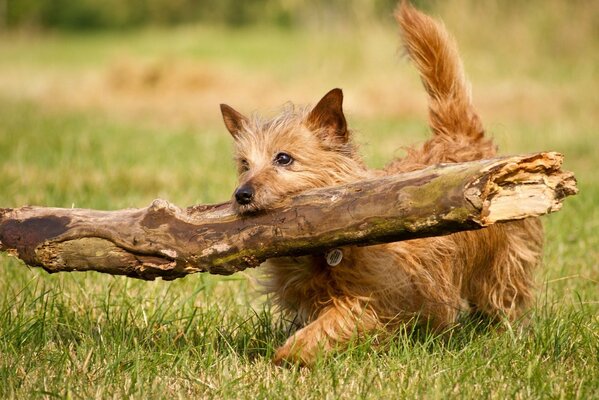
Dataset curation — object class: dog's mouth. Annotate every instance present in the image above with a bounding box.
[231,186,302,215]
[231,195,272,216]
[233,202,263,215]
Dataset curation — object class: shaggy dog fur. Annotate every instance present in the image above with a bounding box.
[219,2,543,366]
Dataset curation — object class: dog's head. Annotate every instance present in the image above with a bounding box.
[220,88,366,214]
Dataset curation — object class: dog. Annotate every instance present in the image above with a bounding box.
[219,2,543,366]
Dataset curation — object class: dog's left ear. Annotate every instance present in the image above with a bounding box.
[306,88,348,143]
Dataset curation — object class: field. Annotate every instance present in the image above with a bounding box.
[0,1,597,398]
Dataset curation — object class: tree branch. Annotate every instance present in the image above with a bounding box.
[0,152,577,280]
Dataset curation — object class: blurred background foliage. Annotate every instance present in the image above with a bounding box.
[8,0,582,30]
[2,0,406,30]
[12,0,583,31]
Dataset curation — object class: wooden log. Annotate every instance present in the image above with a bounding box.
[0,152,577,280]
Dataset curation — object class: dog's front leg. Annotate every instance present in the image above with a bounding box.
[273,302,378,366]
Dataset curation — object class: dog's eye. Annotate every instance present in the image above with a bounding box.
[274,152,293,166]
[239,159,250,172]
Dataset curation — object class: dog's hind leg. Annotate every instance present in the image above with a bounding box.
[463,219,544,322]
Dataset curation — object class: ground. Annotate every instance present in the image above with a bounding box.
[0,2,597,398]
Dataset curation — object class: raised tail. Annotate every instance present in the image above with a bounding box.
[395,1,489,146]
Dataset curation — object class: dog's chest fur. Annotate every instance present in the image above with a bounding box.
[262,253,343,324]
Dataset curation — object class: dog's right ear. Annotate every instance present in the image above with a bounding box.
[220,104,249,138]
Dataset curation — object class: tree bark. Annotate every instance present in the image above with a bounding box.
[0,152,577,280]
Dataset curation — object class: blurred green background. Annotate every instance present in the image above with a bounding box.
[3,0,402,30]
[0,0,597,398]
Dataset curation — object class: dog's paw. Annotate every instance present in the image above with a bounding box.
[272,338,312,367]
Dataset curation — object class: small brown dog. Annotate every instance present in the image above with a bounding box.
[219,2,543,366]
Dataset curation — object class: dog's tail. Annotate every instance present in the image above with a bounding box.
[395,1,486,143]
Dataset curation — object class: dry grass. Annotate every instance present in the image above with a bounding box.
[0,0,596,130]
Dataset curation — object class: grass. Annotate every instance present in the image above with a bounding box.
[0,2,598,398]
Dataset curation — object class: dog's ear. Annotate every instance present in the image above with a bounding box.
[306,88,348,143]
[220,104,249,138]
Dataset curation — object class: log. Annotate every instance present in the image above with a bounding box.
[0,152,577,280]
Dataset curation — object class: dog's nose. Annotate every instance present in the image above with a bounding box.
[235,185,254,205]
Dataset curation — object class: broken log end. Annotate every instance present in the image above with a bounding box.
[475,152,578,226]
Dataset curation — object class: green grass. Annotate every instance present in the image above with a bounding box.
[1,2,598,398]
[0,100,236,208]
